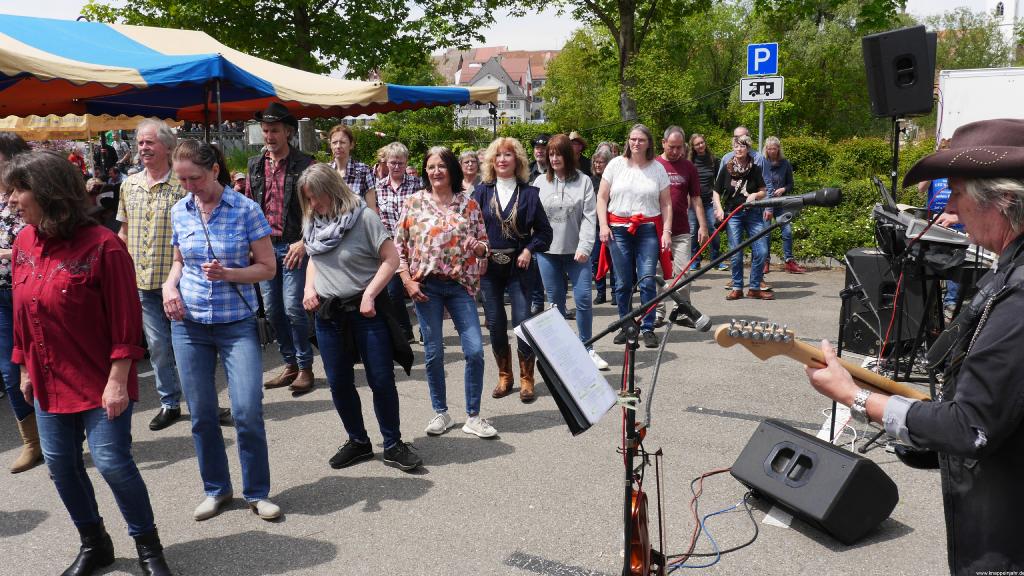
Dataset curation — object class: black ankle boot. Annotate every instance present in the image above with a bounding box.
[134,529,173,576]
[61,521,115,576]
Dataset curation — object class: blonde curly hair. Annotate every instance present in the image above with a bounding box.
[480,137,530,183]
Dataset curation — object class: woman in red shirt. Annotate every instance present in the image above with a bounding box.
[4,151,173,576]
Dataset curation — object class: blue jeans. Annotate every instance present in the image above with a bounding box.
[537,253,594,347]
[945,281,960,307]
[480,259,537,357]
[35,401,155,536]
[385,274,413,337]
[413,278,485,417]
[689,204,721,265]
[0,290,32,420]
[608,224,659,332]
[529,255,545,309]
[260,241,313,370]
[139,289,181,409]
[316,312,402,449]
[765,218,795,261]
[172,317,270,501]
[726,209,768,290]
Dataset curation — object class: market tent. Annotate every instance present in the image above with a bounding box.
[0,114,181,140]
[0,15,497,121]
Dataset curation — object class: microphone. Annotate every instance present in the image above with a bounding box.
[744,188,842,209]
[654,277,711,332]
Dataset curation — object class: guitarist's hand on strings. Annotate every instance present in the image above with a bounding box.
[805,340,859,407]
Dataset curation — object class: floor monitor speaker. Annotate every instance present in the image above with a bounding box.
[732,419,899,545]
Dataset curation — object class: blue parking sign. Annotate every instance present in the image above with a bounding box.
[747,43,778,76]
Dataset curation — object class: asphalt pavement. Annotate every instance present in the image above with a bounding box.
[0,264,947,575]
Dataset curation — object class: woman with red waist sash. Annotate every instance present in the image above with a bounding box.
[596,124,672,348]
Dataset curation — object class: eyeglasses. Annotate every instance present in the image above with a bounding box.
[461,159,478,165]
[387,161,406,168]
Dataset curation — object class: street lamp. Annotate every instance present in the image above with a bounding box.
[488,103,497,137]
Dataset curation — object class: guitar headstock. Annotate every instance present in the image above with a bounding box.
[714,319,796,360]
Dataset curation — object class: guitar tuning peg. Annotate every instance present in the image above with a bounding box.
[773,331,786,342]
[771,322,779,332]
[752,330,763,341]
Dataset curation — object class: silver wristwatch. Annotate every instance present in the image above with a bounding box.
[850,388,871,423]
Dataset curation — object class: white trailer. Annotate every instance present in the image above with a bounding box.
[936,67,1024,143]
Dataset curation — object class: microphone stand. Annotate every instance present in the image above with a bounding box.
[588,209,798,576]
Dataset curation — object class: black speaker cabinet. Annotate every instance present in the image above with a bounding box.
[862,25,936,117]
[732,419,899,545]
[842,247,925,357]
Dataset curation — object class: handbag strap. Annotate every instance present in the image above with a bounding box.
[196,204,256,315]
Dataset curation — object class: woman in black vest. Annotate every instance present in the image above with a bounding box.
[474,137,552,403]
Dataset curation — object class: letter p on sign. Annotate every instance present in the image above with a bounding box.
[747,43,778,76]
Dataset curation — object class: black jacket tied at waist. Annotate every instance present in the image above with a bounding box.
[316,291,413,376]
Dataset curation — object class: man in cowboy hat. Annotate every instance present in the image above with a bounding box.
[246,102,317,394]
[805,118,1024,575]
[528,133,551,184]
[569,130,591,176]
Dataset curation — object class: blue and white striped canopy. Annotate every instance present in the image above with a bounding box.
[0,14,497,121]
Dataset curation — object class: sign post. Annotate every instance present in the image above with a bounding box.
[745,43,780,150]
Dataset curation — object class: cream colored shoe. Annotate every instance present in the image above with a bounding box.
[193,493,232,521]
[249,499,282,520]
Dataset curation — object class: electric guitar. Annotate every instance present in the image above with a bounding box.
[713,320,930,401]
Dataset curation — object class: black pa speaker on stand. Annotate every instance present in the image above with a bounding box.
[732,419,899,545]
[862,25,937,118]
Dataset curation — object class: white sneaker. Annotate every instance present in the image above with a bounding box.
[424,412,454,435]
[589,349,609,370]
[462,416,497,438]
[193,492,233,521]
[249,498,281,520]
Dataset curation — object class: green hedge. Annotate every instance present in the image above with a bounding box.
[768,137,936,262]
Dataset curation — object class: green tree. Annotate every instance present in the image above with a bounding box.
[512,0,711,121]
[926,8,1014,71]
[753,0,906,33]
[537,29,620,130]
[80,0,497,77]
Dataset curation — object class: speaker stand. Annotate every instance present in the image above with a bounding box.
[889,115,903,201]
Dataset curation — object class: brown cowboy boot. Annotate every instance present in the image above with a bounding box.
[11,413,43,474]
[518,352,536,403]
[289,368,315,395]
[491,350,515,398]
[264,364,299,389]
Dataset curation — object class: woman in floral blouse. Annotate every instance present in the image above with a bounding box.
[0,133,39,474]
[394,146,495,438]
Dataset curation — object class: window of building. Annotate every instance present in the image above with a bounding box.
[996,2,1004,17]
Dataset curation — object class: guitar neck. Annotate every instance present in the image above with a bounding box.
[788,339,930,401]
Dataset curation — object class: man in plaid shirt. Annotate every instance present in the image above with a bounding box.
[117,119,186,431]
[376,142,420,341]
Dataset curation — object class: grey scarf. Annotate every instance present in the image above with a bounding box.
[303,200,366,255]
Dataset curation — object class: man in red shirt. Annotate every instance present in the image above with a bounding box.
[655,126,707,312]
[246,103,316,394]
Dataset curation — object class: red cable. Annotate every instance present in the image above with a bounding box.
[643,204,744,318]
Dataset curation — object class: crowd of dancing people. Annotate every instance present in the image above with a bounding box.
[0,103,806,575]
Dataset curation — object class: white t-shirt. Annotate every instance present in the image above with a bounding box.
[602,155,670,221]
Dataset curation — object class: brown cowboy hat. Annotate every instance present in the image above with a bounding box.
[903,118,1024,187]
[255,102,298,129]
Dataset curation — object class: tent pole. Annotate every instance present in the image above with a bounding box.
[216,79,224,146]
[203,83,211,143]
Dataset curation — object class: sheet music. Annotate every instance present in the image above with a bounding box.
[515,308,616,425]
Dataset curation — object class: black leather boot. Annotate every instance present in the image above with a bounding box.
[135,528,173,576]
[61,521,115,576]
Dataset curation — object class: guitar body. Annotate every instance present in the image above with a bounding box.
[629,488,651,576]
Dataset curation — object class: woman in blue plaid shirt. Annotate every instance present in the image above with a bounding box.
[162,140,281,522]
